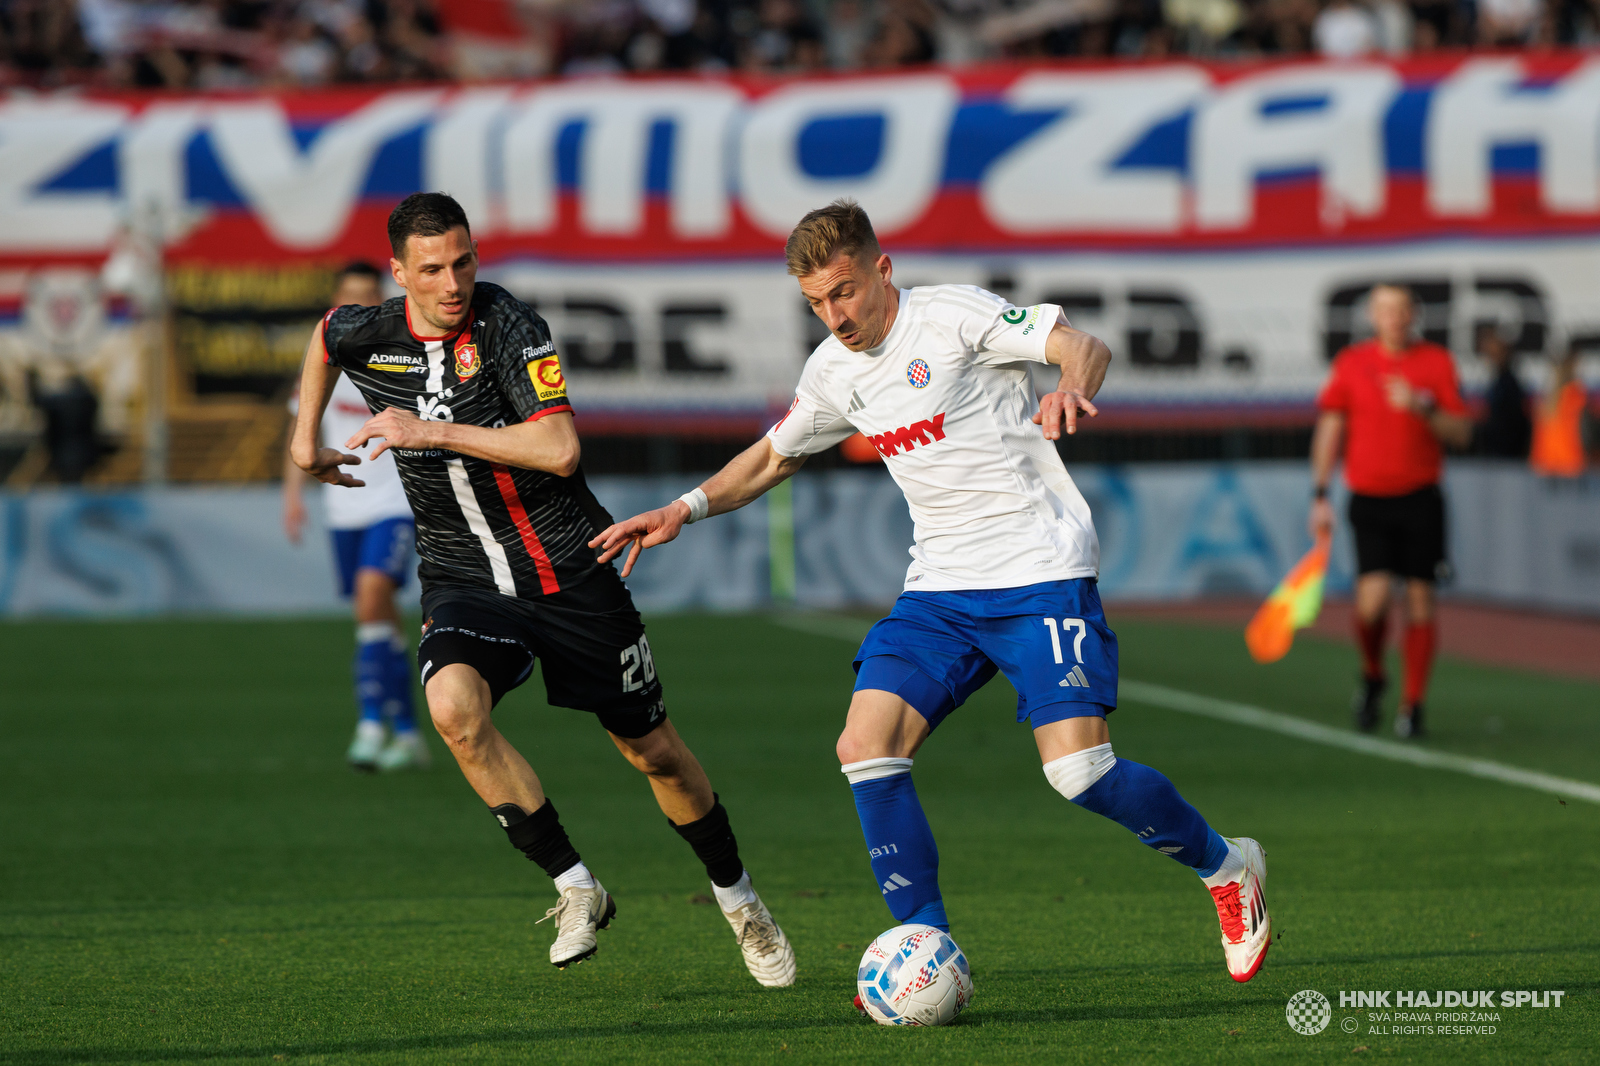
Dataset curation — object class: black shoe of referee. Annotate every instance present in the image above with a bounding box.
[1394,703,1425,739]
[1352,676,1386,733]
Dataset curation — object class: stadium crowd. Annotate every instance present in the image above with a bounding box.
[1,0,1597,89]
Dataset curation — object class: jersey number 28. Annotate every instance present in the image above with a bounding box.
[621,637,657,692]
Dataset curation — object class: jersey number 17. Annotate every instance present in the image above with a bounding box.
[1043,618,1086,664]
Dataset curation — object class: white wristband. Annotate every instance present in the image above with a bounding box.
[676,488,709,524]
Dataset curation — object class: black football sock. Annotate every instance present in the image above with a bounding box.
[670,793,744,888]
[491,799,582,880]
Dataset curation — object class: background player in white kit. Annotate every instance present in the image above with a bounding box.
[593,200,1273,988]
[284,262,430,773]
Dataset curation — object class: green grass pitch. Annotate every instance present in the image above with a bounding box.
[2,612,1596,1064]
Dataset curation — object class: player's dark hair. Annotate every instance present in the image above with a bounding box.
[338,260,382,281]
[785,198,881,277]
[387,192,472,260]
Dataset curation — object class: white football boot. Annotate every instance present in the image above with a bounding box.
[538,883,615,968]
[723,893,796,987]
[345,720,385,772]
[375,730,432,771]
[1209,837,1271,982]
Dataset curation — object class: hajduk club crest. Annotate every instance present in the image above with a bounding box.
[454,336,480,379]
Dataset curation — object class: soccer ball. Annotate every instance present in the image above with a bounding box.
[856,924,973,1026]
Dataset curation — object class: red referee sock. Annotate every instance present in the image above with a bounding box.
[1402,622,1437,707]
[1354,613,1388,681]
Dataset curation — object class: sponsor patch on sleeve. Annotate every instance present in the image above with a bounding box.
[529,353,567,401]
[1002,304,1047,336]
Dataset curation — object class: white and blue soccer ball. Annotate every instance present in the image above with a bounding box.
[857,924,973,1027]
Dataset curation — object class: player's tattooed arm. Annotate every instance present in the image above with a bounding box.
[589,438,805,577]
[1035,323,1112,441]
[346,407,581,476]
[289,319,366,488]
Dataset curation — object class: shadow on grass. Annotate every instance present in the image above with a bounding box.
[0,1016,865,1065]
[963,993,1287,1025]
[0,993,1310,1064]
[1257,942,1600,970]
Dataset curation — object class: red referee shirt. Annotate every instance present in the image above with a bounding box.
[1316,338,1466,497]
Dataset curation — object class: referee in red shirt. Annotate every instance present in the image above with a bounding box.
[1310,284,1473,738]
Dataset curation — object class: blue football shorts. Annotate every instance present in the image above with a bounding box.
[853,579,1119,732]
[331,517,415,598]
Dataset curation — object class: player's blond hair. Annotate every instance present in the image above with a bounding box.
[785,199,881,277]
[1369,282,1415,305]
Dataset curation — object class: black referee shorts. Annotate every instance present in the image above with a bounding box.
[416,567,666,739]
[1348,485,1449,583]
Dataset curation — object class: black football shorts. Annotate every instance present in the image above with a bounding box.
[417,566,666,738]
[1348,485,1448,583]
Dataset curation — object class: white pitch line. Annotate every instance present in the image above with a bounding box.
[1119,681,1600,806]
[769,613,1600,807]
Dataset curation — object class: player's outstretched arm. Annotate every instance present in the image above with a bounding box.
[588,438,806,577]
[1035,324,1112,440]
[347,407,580,476]
[282,440,311,543]
[1308,411,1343,537]
[289,320,366,488]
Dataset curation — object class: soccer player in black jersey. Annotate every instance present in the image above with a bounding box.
[288,193,794,983]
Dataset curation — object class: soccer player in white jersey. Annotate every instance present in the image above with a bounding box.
[592,200,1272,990]
[284,262,430,772]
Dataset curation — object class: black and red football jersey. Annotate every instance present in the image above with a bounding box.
[323,281,612,599]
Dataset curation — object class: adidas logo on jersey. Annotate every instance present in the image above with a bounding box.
[1057,665,1090,688]
[847,389,866,414]
[869,413,946,457]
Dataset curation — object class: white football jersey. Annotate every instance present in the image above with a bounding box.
[768,285,1099,592]
[292,374,414,531]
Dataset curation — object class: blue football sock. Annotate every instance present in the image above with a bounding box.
[384,636,418,733]
[1071,758,1227,874]
[353,630,390,725]
[846,762,948,931]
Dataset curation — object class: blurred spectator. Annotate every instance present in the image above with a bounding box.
[1370,0,1411,51]
[1477,0,1543,43]
[0,0,1589,87]
[1314,0,1379,56]
[5,0,98,86]
[1553,0,1600,42]
[1472,325,1532,460]
[1162,0,1242,51]
[1239,0,1319,53]
[824,0,874,66]
[1529,345,1590,478]
[865,0,937,65]
[27,366,101,483]
[277,16,338,84]
[1408,0,1451,49]
[375,0,444,79]
[740,0,825,70]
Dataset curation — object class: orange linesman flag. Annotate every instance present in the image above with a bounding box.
[1246,533,1331,664]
